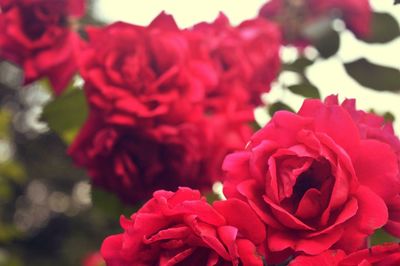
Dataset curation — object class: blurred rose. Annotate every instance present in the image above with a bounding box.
[0,0,85,94]
[69,111,214,203]
[259,0,371,46]
[70,13,255,204]
[191,13,281,106]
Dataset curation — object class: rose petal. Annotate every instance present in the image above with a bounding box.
[213,198,266,244]
[298,99,360,159]
[353,139,400,202]
[251,111,313,148]
[295,188,322,220]
[237,239,264,266]
[289,249,346,266]
[335,186,388,252]
[268,226,344,254]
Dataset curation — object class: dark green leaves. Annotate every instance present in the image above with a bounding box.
[91,188,138,218]
[311,28,340,58]
[42,89,88,144]
[268,101,294,116]
[344,59,400,92]
[287,84,320,99]
[371,229,397,245]
[364,13,400,43]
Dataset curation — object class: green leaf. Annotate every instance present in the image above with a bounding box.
[283,57,314,73]
[91,188,139,218]
[42,89,88,144]
[0,160,26,184]
[0,224,20,242]
[311,28,340,59]
[0,109,11,139]
[268,102,294,117]
[287,84,321,99]
[371,229,397,245]
[206,192,220,204]
[0,179,12,200]
[344,59,400,92]
[383,111,395,123]
[251,121,262,131]
[364,13,400,43]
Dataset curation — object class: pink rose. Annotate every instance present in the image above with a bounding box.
[223,95,399,262]
[101,187,266,265]
[290,243,400,265]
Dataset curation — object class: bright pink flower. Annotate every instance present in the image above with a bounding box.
[290,243,400,265]
[101,187,266,266]
[223,95,399,262]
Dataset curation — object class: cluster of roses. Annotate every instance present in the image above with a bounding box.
[0,0,372,206]
[101,95,400,265]
[3,0,393,265]
[0,0,282,203]
[67,13,282,204]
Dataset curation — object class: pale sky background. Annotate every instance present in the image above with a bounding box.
[95,0,400,132]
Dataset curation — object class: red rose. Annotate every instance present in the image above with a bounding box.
[69,111,218,203]
[191,13,281,106]
[101,187,266,266]
[223,95,399,262]
[78,14,212,125]
[82,252,105,266]
[340,243,400,265]
[289,250,346,266]
[290,243,400,265]
[330,97,400,238]
[70,13,253,203]
[0,0,84,94]
[259,0,371,45]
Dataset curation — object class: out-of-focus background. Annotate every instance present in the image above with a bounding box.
[0,0,399,265]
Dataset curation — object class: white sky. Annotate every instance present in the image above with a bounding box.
[95,0,400,132]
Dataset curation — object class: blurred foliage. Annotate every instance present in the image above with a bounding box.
[366,12,400,43]
[345,59,400,92]
[310,28,340,59]
[268,101,295,116]
[287,83,321,99]
[42,87,88,144]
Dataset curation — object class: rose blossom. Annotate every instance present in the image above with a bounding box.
[223,95,400,262]
[69,111,218,203]
[258,0,371,45]
[101,187,266,266]
[327,96,400,238]
[191,13,281,106]
[69,13,252,203]
[290,243,400,265]
[0,0,85,94]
